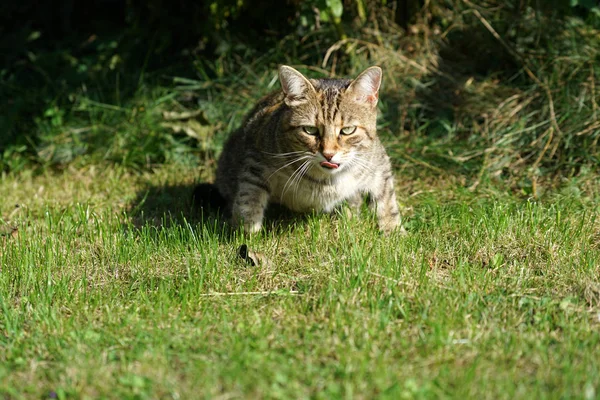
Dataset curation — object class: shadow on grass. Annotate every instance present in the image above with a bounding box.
[128,181,314,241]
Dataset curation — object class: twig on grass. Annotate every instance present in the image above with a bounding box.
[199,290,300,297]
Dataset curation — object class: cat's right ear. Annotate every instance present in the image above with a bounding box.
[279,66,316,107]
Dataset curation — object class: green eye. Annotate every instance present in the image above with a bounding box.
[341,126,357,135]
[303,126,319,135]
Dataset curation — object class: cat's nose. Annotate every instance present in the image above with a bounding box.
[322,152,335,161]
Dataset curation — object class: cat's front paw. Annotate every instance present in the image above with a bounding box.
[244,220,263,234]
[379,220,406,236]
[232,214,263,234]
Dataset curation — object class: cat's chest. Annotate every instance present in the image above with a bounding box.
[268,169,363,212]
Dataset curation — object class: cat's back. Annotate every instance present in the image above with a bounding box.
[215,90,284,201]
[240,91,285,133]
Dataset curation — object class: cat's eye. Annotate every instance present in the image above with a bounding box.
[340,126,357,135]
[303,126,319,135]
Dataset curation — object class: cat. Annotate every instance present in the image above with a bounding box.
[211,65,403,234]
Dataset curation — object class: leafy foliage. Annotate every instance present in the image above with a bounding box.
[1,0,599,185]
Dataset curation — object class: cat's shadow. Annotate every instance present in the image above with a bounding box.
[128,181,313,241]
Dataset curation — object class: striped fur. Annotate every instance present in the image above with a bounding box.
[215,65,402,234]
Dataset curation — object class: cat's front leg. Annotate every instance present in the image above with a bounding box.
[231,181,270,233]
[369,170,403,235]
[342,192,364,219]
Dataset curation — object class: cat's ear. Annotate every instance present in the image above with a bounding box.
[279,65,316,106]
[347,66,382,107]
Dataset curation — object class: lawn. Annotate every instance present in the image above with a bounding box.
[1,162,599,399]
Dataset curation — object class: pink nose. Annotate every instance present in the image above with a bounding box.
[322,152,335,161]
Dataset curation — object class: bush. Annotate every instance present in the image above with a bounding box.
[1,0,599,183]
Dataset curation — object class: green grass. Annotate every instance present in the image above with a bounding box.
[1,165,599,399]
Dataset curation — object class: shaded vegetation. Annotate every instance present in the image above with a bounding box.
[3,0,600,184]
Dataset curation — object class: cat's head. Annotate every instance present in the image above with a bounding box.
[278,65,382,177]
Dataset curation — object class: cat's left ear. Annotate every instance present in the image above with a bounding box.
[347,66,382,107]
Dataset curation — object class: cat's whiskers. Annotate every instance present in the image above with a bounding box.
[350,157,376,174]
[344,153,376,175]
[291,160,313,203]
[267,155,312,181]
[262,150,309,159]
[281,159,309,198]
[281,159,311,199]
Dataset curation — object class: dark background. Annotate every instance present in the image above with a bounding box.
[2,0,598,176]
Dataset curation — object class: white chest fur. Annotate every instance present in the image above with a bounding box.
[268,167,364,212]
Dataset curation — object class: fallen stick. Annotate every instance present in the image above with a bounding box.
[198,290,300,297]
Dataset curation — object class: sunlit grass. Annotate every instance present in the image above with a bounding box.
[1,165,599,399]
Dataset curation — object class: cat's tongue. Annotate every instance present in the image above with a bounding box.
[320,161,339,169]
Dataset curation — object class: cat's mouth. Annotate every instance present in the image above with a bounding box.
[320,161,340,169]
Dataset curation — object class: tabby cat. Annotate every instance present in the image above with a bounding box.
[214,65,402,234]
